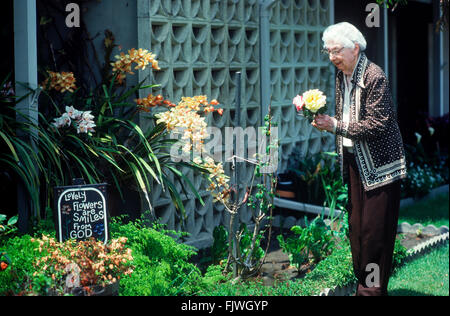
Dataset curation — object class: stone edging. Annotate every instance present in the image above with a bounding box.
[317,231,450,296]
[397,222,449,235]
[405,231,449,257]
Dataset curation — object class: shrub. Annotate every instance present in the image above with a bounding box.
[109,216,203,296]
[210,224,266,273]
[200,264,229,289]
[277,216,334,269]
[402,132,449,199]
[1,215,205,296]
[0,235,44,295]
[31,235,134,295]
[0,214,18,242]
[392,237,408,273]
[402,162,445,198]
[1,232,134,296]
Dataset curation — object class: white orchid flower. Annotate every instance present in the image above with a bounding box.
[415,132,422,144]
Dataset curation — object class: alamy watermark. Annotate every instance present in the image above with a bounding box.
[366,3,381,28]
[65,3,80,28]
[66,2,381,29]
[365,263,381,288]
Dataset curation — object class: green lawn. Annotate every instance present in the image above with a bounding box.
[389,243,449,296]
[399,193,449,228]
[390,192,449,296]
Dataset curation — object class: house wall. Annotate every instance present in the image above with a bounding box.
[83,1,139,87]
[442,27,449,115]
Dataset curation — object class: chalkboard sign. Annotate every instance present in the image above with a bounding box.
[54,184,108,244]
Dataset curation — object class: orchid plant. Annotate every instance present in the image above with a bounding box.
[52,106,96,134]
[17,30,226,222]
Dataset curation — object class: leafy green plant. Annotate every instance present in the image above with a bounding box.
[215,110,278,280]
[201,264,229,289]
[305,218,334,263]
[211,224,265,268]
[1,75,44,220]
[3,42,216,225]
[392,237,408,273]
[402,135,448,199]
[277,216,334,269]
[0,214,18,239]
[212,225,228,265]
[30,235,134,295]
[37,71,197,219]
[238,223,265,265]
[319,151,348,222]
[109,215,203,296]
[289,152,324,204]
[277,225,309,269]
[0,234,44,295]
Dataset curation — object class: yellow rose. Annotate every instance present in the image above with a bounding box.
[303,89,327,113]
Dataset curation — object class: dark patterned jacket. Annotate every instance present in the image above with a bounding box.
[334,53,407,191]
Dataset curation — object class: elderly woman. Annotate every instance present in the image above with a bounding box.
[313,22,407,296]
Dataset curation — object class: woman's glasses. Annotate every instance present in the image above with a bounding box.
[321,47,345,56]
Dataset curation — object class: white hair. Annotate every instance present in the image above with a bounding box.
[322,22,367,51]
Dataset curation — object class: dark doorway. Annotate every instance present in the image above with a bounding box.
[0,1,14,81]
[334,0,385,69]
[0,0,17,219]
[394,1,433,146]
[334,0,434,147]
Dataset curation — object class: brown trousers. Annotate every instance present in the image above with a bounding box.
[344,150,401,296]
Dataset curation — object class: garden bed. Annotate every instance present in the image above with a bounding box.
[260,185,449,289]
[246,224,447,288]
[258,226,314,287]
[400,232,439,250]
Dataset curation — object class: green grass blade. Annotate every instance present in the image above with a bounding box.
[166,165,204,206]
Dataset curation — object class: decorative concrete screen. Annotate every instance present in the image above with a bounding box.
[269,0,335,172]
[137,0,335,248]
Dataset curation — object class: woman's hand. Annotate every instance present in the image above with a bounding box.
[311,114,336,132]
